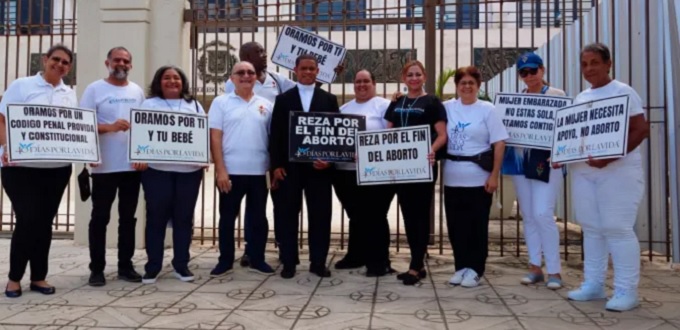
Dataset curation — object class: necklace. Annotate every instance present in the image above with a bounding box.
[400,94,422,127]
[163,98,182,112]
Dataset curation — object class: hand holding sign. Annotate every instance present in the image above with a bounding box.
[110,119,131,133]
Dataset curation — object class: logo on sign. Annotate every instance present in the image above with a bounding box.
[555,145,567,156]
[295,147,310,157]
[363,166,377,177]
[136,145,151,155]
[16,142,35,154]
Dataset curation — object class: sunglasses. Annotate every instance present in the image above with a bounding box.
[518,68,539,78]
[49,56,71,66]
[233,70,256,76]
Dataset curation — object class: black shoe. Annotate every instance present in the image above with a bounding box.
[334,257,364,270]
[142,272,159,284]
[210,264,234,278]
[174,269,195,282]
[118,269,142,283]
[281,265,296,279]
[397,269,427,280]
[401,273,421,286]
[240,253,250,267]
[30,283,56,295]
[88,272,106,287]
[5,284,21,298]
[366,265,390,277]
[310,263,331,278]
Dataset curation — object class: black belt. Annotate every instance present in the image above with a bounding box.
[445,154,484,161]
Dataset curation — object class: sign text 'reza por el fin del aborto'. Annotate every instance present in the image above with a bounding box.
[356,125,432,185]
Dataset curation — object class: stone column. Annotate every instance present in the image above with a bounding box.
[74,0,189,248]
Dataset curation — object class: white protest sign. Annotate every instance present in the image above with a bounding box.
[5,104,100,163]
[551,95,630,164]
[356,125,432,185]
[494,93,572,150]
[129,108,209,165]
[271,25,347,84]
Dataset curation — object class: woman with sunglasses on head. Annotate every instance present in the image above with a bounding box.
[138,66,206,284]
[564,43,649,312]
[444,66,508,288]
[501,53,566,289]
[0,45,77,297]
[384,60,447,285]
[333,69,394,277]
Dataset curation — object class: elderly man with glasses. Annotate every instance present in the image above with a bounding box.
[209,61,276,276]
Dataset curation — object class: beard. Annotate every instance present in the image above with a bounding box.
[108,66,128,80]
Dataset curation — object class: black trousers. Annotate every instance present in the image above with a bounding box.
[445,186,492,276]
[2,166,72,282]
[394,164,438,271]
[88,171,142,273]
[333,170,394,268]
[273,163,333,267]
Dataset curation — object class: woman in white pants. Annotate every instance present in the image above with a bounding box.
[502,52,565,289]
[564,43,649,312]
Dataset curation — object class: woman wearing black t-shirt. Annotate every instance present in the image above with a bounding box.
[384,60,448,285]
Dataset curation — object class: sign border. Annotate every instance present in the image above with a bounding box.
[550,94,630,164]
[128,107,210,165]
[5,103,101,163]
[356,125,433,186]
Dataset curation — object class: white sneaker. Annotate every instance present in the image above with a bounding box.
[461,269,480,288]
[567,282,606,301]
[605,289,639,312]
[449,269,468,285]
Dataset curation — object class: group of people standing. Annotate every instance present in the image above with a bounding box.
[0,41,648,312]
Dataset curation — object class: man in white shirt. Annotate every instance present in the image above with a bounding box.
[209,61,275,276]
[224,42,295,267]
[80,47,147,287]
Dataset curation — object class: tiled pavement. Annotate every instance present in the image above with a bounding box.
[0,240,678,330]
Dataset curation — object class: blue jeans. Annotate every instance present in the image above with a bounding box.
[141,168,203,274]
[218,175,269,267]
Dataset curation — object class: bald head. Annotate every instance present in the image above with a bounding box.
[239,42,267,72]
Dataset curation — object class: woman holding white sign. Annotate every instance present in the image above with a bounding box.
[0,45,77,297]
[564,43,649,312]
[333,69,394,276]
[501,52,566,289]
[444,66,508,288]
[138,66,206,284]
[384,60,447,285]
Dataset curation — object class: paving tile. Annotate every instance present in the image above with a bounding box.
[437,297,514,316]
[54,289,121,307]
[506,299,585,317]
[1,306,96,326]
[570,299,662,320]
[519,316,602,330]
[370,312,447,330]
[223,310,295,330]
[179,292,245,310]
[372,297,441,315]
[238,293,308,312]
[77,306,155,328]
[142,309,231,329]
[195,279,262,294]
[293,312,370,330]
[107,291,188,308]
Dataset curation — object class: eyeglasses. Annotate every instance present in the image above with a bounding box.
[49,56,71,66]
[233,70,256,76]
[519,68,539,78]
